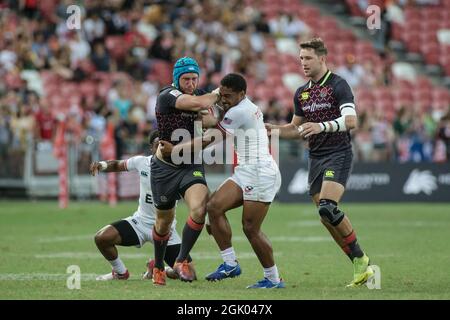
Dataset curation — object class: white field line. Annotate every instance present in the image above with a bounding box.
[36,234,331,243]
[0,273,98,281]
[34,251,283,260]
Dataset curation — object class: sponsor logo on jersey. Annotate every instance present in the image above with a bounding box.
[140,171,148,177]
[193,171,203,177]
[169,89,182,97]
[301,91,309,100]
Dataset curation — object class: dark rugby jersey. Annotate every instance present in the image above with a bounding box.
[294,70,355,157]
[156,86,206,145]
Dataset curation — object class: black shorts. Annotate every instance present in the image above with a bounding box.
[308,149,353,196]
[110,220,140,247]
[150,156,207,209]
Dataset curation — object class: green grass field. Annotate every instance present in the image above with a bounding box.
[0,201,449,300]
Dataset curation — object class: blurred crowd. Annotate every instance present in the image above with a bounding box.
[0,0,449,178]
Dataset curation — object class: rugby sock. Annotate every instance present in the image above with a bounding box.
[176,216,204,262]
[165,244,192,267]
[341,244,354,261]
[153,226,170,270]
[220,247,238,267]
[343,230,364,258]
[109,257,127,275]
[263,265,280,284]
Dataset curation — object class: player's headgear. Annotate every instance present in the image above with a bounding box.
[173,57,200,89]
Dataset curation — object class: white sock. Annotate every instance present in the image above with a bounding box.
[220,247,238,267]
[263,265,280,284]
[109,257,127,274]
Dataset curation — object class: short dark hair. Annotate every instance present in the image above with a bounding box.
[220,73,247,93]
[300,38,328,56]
[148,130,159,145]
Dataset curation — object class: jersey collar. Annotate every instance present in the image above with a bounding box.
[308,70,332,88]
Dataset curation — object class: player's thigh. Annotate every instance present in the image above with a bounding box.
[242,200,271,231]
[208,179,243,214]
[113,218,142,247]
[95,224,121,245]
[183,183,209,211]
[319,180,345,202]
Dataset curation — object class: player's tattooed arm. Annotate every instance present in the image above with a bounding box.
[89,160,127,176]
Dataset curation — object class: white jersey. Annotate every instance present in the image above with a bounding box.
[124,155,157,225]
[218,97,272,165]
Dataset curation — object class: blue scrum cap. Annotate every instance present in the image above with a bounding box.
[172,57,200,89]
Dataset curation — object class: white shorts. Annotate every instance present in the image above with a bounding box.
[124,211,181,248]
[229,161,281,202]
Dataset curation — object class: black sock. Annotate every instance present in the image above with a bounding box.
[176,216,204,262]
[153,226,169,270]
[165,244,192,267]
[341,244,354,261]
[343,230,364,259]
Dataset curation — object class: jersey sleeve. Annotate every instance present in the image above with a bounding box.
[125,156,144,172]
[218,107,248,134]
[334,79,355,112]
[157,88,183,113]
[293,87,305,117]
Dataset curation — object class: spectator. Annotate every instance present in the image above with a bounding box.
[34,98,55,141]
[336,54,365,90]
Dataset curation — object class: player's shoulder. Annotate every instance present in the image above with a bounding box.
[127,155,148,168]
[329,72,349,88]
[294,81,310,95]
[159,85,183,99]
[227,98,254,116]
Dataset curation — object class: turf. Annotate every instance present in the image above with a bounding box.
[0,201,449,299]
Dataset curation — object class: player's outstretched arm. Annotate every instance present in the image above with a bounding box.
[175,91,220,112]
[265,115,305,139]
[89,160,127,176]
[299,107,358,138]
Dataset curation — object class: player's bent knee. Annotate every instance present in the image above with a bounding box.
[242,223,259,240]
[206,200,222,218]
[190,204,206,221]
[94,226,116,246]
[318,199,345,227]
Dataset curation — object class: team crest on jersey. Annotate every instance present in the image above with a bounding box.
[301,91,309,100]
[320,87,328,98]
[169,89,182,97]
[160,196,167,202]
